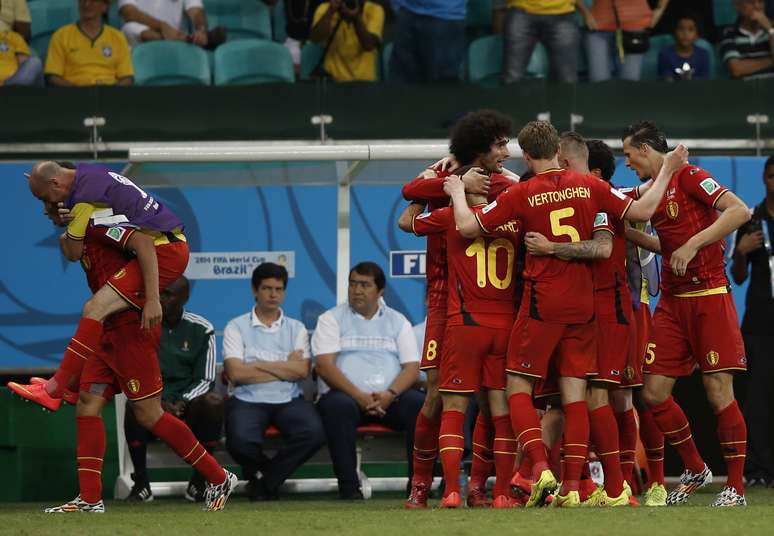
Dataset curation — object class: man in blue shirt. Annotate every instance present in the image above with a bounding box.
[223,263,325,500]
[388,0,466,82]
[313,262,423,499]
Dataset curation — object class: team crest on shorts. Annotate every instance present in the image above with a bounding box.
[707,350,720,367]
[113,268,127,280]
[127,379,141,394]
[624,366,635,381]
[666,201,679,219]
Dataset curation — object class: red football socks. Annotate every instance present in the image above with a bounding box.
[47,318,103,397]
[151,412,226,485]
[716,400,746,493]
[639,408,665,485]
[410,411,441,487]
[438,410,466,497]
[650,397,704,474]
[492,415,517,497]
[77,416,106,504]
[589,405,624,497]
[560,401,589,495]
[615,409,638,485]
[470,413,494,490]
[509,393,548,480]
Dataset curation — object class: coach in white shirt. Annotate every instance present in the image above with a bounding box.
[222,263,325,501]
[118,0,224,48]
[312,262,423,500]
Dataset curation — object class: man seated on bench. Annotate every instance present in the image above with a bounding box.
[124,276,223,503]
[223,262,325,501]
[312,261,424,500]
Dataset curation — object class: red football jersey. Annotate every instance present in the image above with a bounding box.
[591,209,629,292]
[647,164,730,295]
[402,170,515,312]
[476,168,633,324]
[413,205,521,329]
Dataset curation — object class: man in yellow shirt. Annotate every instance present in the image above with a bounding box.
[309,0,384,82]
[0,29,42,85]
[0,0,31,42]
[45,0,133,86]
[499,0,580,83]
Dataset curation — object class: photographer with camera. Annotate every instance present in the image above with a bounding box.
[309,0,384,82]
[731,156,774,488]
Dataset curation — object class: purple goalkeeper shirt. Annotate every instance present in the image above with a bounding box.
[65,164,184,233]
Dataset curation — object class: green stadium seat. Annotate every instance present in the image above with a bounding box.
[381,42,393,81]
[714,0,738,27]
[641,35,717,80]
[467,35,547,86]
[466,0,493,38]
[29,0,78,62]
[107,1,122,29]
[132,41,211,86]
[299,41,323,81]
[273,0,288,42]
[214,39,294,85]
[203,0,272,41]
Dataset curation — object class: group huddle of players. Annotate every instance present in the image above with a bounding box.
[398,112,750,509]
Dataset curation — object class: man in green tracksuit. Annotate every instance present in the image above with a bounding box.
[123,276,223,502]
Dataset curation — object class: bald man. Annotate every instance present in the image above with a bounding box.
[9,161,188,412]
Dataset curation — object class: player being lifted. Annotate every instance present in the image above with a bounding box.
[401,163,522,509]
[400,110,517,509]
[447,120,687,508]
[622,121,751,507]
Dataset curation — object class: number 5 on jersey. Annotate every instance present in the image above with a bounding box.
[550,207,580,242]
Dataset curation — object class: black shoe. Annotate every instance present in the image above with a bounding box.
[339,488,364,500]
[246,476,280,501]
[126,473,153,502]
[745,475,770,488]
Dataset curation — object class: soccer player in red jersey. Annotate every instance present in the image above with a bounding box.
[447,120,687,508]
[525,135,643,506]
[9,162,189,412]
[400,110,516,508]
[622,121,751,507]
[402,165,523,509]
[43,224,236,513]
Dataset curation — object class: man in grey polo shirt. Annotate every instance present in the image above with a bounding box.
[223,262,325,501]
[313,261,423,500]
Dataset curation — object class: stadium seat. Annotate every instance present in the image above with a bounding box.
[214,39,294,85]
[132,41,211,86]
[272,0,288,42]
[714,0,738,27]
[299,41,323,80]
[381,42,393,81]
[641,35,717,80]
[467,35,547,86]
[466,0,493,38]
[107,1,122,29]
[29,0,78,62]
[203,0,272,41]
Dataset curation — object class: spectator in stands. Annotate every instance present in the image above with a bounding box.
[387,0,466,83]
[118,0,226,50]
[0,28,42,86]
[223,263,324,501]
[0,0,30,42]
[578,0,670,82]
[308,0,384,82]
[124,276,222,503]
[313,261,423,499]
[501,0,580,83]
[730,156,774,487]
[658,14,711,81]
[720,0,774,80]
[45,0,133,87]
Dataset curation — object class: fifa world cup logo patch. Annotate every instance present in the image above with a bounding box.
[666,200,679,220]
[127,379,141,394]
[707,351,720,367]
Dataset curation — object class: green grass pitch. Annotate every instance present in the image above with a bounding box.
[2,486,774,536]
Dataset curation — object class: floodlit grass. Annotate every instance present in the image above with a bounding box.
[2,486,774,536]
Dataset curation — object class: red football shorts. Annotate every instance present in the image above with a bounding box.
[107,241,190,309]
[420,307,446,370]
[439,325,508,392]
[644,292,747,377]
[621,304,652,388]
[81,314,163,401]
[506,313,596,381]
[592,290,634,386]
[534,360,560,400]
